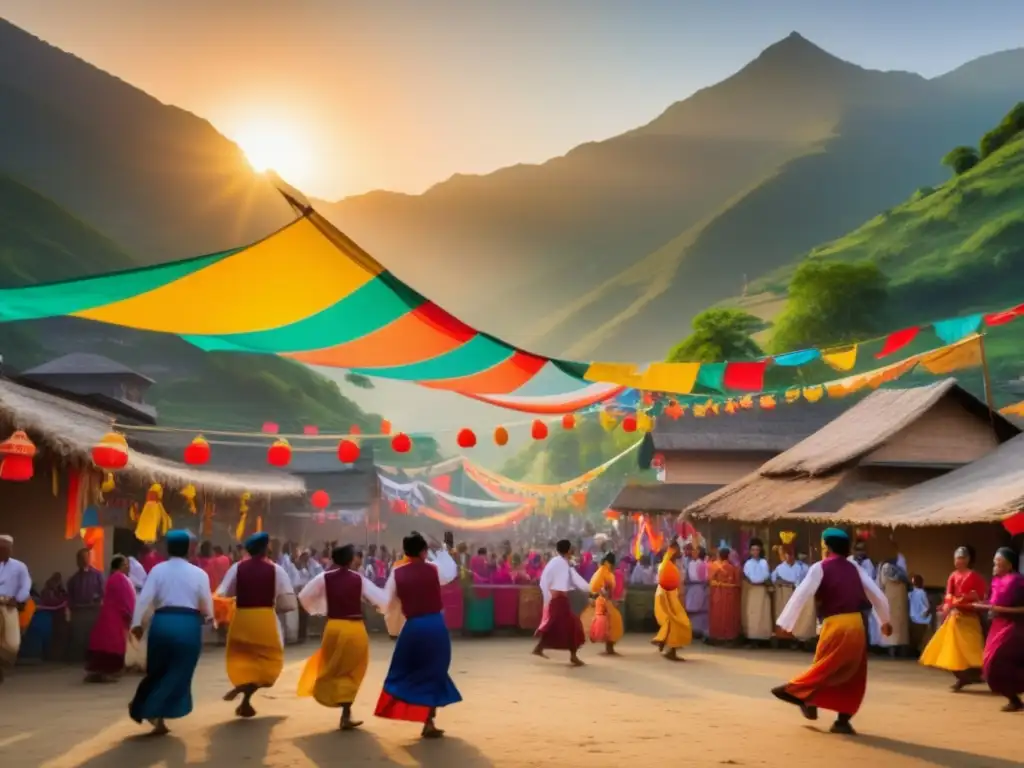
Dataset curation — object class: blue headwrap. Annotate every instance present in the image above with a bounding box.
[822,527,848,541]
[166,529,190,546]
[245,531,270,554]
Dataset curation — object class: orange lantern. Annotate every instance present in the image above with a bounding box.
[311,489,330,509]
[531,420,548,440]
[0,430,36,482]
[391,498,409,515]
[493,426,509,446]
[349,425,362,436]
[338,439,360,464]
[380,419,392,436]
[391,433,412,454]
[561,414,576,430]
[570,491,587,509]
[621,415,637,433]
[665,400,684,420]
[183,435,210,466]
[267,438,292,467]
[92,431,129,471]
[456,428,477,449]
[604,509,621,520]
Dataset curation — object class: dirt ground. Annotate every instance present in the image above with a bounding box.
[0,635,1019,768]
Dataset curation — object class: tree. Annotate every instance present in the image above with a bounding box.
[941,145,979,175]
[770,260,889,353]
[666,308,764,363]
[344,372,375,389]
[979,102,1024,159]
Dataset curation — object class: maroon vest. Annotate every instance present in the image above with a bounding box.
[235,558,276,609]
[816,556,869,620]
[394,560,443,619]
[325,568,364,620]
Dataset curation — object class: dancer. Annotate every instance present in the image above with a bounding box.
[587,553,624,655]
[297,544,389,729]
[919,545,987,691]
[85,555,136,682]
[128,530,214,735]
[384,552,411,640]
[374,532,461,738]
[217,531,297,718]
[973,547,1024,712]
[771,528,891,736]
[534,539,590,666]
[652,540,692,661]
[0,534,30,685]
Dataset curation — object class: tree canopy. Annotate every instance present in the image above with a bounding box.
[769,260,889,353]
[941,145,980,176]
[665,308,764,363]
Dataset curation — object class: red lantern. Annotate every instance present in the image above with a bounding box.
[0,430,36,482]
[380,419,392,436]
[349,425,362,436]
[183,435,210,466]
[267,438,292,467]
[561,414,576,430]
[456,428,477,449]
[531,420,548,440]
[390,498,409,515]
[92,431,129,471]
[337,439,360,464]
[391,433,412,454]
[622,415,637,433]
[652,452,665,470]
[311,489,330,509]
[494,426,509,446]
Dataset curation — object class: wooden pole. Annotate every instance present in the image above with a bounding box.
[978,333,997,427]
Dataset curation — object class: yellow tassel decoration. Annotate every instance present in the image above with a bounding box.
[181,483,197,514]
[101,473,116,493]
[135,483,172,543]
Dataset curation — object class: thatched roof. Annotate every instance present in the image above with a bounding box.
[609,483,721,514]
[684,379,1014,522]
[23,353,154,383]
[0,378,304,497]
[831,433,1024,527]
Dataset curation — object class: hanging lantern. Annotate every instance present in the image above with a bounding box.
[0,430,36,482]
[92,431,129,471]
[531,420,548,440]
[665,400,684,420]
[390,498,409,515]
[183,435,210,466]
[637,412,653,432]
[570,490,587,509]
[725,400,738,415]
[740,395,755,409]
[349,425,362,436]
[456,428,477,449]
[599,410,618,431]
[561,414,576,430]
[311,489,330,510]
[391,433,412,454]
[604,509,621,521]
[267,438,292,467]
[380,419,392,436]
[621,415,637,433]
[759,395,777,410]
[651,452,665,470]
[493,426,509,446]
[337,439,360,464]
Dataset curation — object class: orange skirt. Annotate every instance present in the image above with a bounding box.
[785,612,867,715]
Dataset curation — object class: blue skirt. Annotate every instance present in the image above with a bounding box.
[129,608,203,722]
[374,612,461,722]
[20,610,53,660]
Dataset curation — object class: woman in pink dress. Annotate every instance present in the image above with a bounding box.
[975,547,1024,712]
[492,556,519,628]
[84,555,136,682]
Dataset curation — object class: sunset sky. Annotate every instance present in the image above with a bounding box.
[1,0,1021,200]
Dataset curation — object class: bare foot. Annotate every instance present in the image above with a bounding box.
[600,650,620,656]
[665,649,685,662]
[235,701,257,718]
[421,723,445,739]
[570,657,585,667]
[341,718,364,730]
[147,718,169,736]
[531,648,547,659]
[223,686,243,701]
[829,720,857,736]
[1001,700,1023,713]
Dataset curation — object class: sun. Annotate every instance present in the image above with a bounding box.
[233,120,312,183]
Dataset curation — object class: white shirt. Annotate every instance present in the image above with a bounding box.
[849,556,877,579]
[538,555,591,605]
[743,558,771,585]
[298,570,389,616]
[381,550,458,615]
[132,557,214,628]
[216,558,295,645]
[279,554,312,590]
[776,559,891,632]
[909,587,931,625]
[772,561,804,586]
[0,558,31,603]
[630,564,655,586]
[127,557,148,591]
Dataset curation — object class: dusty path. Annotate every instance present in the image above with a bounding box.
[0,636,1018,767]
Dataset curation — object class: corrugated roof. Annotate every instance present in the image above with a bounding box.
[609,483,722,513]
[23,353,154,383]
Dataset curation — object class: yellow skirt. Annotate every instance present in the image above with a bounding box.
[652,587,692,650]
[297,619,369,707]
[582,597,625,644]
[226,607,284,688]
[919,612,984,672]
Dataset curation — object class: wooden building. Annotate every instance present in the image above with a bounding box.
[684,378,1019,585]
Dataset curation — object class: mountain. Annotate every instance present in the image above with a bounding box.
[322,33,1024,360]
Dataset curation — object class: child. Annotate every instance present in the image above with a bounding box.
[908,574,932,655]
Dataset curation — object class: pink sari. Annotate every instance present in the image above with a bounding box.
[492,562,518,627]
[85,571,135,676]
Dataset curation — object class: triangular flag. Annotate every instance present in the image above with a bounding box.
[876,327,920,358]
[822,345,857,371]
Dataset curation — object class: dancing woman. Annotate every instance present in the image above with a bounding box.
[972,547,1024,712]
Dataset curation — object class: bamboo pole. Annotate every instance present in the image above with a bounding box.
[978,333,997,429]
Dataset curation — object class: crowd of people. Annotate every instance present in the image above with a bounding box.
[0,527,1022,738]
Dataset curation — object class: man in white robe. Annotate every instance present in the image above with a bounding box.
[533,540,591,666]
[742,540,773,643]
[0,534,30,683]
[849,542,881,646]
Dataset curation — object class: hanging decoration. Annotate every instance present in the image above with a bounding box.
[0,430,36,482]
[135,484,172,543]
[391,433,412,454]
[531,420,548,440]
[92,431,129,471]
[311,489,330,510]
[390,498,409,515]
[267,438,292,467]
[599,409,618,431]
[621,415,637,433]
[561,414,576,430]
[380,419,392,436]
[337,439,360,464]
[493,426,509,446]
[180,484,197,514]
[235,492,251,541]
[456,428,477,449]
[183,435,211,465]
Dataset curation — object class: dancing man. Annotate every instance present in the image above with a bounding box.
[128,530,214,735]
[771,528,891,736]
[217,532,296,718]
[653,540,692,661]
[586,552,624,655]
[374,533,461,738]
[297,544,389,730]
[534,539,591,667]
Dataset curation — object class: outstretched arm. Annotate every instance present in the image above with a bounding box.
[776,563,823,632]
